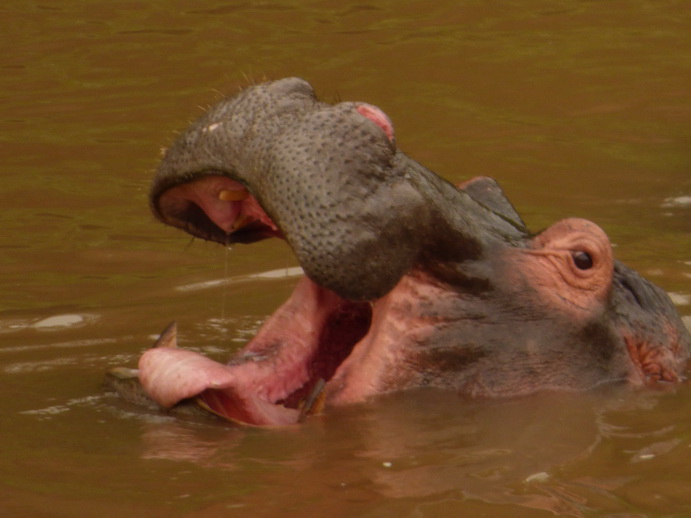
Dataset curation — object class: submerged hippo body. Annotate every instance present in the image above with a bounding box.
[138,78,691,426]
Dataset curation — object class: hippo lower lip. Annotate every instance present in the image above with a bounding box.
[139,275,373,426]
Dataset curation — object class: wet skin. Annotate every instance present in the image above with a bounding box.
[133,78,691,426]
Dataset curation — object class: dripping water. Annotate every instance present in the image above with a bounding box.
[222,232,233,321]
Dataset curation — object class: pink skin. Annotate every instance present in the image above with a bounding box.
[137,199,679,425]
[138,272,443,424]
[157,176,278,236]
[139,345,301,425]
[138,103,688,426]
[324,271,452,405]
[508,219,613,315]
[139,277,349,426]
[356,104,395,142]
[137,214,644,425]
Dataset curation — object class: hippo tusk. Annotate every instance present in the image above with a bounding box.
[298,378,327,422]
[231,214,254,232]
[153,321,177,348]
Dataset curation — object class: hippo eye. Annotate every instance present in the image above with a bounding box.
[571,250,593,270]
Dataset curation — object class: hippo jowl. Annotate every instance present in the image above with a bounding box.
[130,78,690,426]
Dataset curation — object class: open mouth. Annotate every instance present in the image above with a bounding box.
[151,174,283,244]
[140,174,376,426]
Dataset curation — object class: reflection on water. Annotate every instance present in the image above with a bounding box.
[1,0,690,516]
[175,266,304,292]
[103,387,691,516]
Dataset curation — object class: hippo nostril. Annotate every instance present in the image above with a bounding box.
[571,250,593,270]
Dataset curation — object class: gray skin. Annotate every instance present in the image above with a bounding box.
[138,77,690,425]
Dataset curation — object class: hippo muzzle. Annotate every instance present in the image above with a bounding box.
[138,78,691,426]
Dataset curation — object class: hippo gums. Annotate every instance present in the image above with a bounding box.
[136,77,691,426]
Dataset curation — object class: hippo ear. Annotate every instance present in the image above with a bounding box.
[458,176,527,233]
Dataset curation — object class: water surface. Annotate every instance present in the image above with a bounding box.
[1,1,690,516]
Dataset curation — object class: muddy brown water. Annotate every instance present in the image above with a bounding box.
[1,1,690,516]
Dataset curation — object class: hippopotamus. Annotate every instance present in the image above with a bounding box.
[135,77,691,426]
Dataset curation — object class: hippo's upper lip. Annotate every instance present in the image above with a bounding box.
[151,173,283,244]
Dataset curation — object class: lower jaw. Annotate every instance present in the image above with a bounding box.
[207,289,373,426]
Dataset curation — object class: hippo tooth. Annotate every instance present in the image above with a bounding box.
[219,189,248,202]
[231,214,254,232]
[298,378,327,422]
[153,321,177,348]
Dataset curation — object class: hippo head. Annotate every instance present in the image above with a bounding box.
[139,78,691,426]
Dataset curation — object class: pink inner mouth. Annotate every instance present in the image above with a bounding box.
[139,271,372,426]
[153,175,283,245]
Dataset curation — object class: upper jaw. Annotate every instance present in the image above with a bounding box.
[151,173,282,245]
